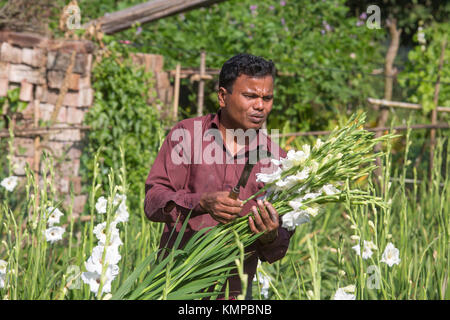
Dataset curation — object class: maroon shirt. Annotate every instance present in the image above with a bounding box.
[144,110,293,297]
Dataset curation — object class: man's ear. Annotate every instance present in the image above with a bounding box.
[218,87,228,108]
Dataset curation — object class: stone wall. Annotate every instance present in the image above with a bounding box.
[0,31,172,215]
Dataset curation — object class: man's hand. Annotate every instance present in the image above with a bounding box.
[248,200,279,244]
[199,191,243,224]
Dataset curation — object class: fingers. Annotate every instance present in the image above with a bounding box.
[211,210,239,224]
[200,191,244,224]
[249,200,279,233]
[261,201,279,224]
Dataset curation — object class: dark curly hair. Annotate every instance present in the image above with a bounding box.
[218,53,276,93]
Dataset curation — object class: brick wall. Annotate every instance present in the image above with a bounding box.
[0,31,172,216]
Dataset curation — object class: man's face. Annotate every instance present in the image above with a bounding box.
[218,74,274,130]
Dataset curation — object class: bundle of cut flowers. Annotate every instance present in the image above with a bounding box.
[204,112,395,262]
[117,112,395,300]
[248,112,393,231]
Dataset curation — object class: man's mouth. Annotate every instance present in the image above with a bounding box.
[248,114,265,123]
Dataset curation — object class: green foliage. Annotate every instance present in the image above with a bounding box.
[80,40,163,212]
[398,22,450,114]
[117,0,386,132]
[0,88,28,129]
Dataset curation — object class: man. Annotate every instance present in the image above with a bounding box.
[144,53,293,298]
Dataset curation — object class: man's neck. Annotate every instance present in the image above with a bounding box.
[218,117,260,157]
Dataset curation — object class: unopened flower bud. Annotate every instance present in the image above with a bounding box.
[350,235,360,241]
[343,284,356,293]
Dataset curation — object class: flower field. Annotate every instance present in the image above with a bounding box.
[0,117,448,300]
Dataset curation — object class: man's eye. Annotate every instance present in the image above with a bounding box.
[263,96,273,101]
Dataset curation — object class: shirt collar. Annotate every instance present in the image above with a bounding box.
[209,108,222,129]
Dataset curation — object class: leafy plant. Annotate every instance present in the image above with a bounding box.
[80,39,164,213]
[398,22,450,114]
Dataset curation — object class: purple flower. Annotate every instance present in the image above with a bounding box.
[135,26,142,35]
[320,29,326,35]
[269,5,275,11]
[356,20,364,27]
[280,0,286,6]
[250,23,255,28]
[250,5,258,11]
[323,21,332,31]
[281,18,285,25]
[359,12,367,20]
[248,35,253,39]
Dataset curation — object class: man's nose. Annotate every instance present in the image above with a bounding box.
[253,98,264,110]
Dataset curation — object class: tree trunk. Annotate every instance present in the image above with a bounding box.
[374,18,401,179]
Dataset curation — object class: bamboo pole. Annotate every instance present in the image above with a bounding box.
[428,38,447,182]
[367,98,450,113]
[51,51,76,124]
[33,99,41,175]
[374,18,401,179]
[173,63,181,121]
[197,50,206,117]
[0,125,91,138]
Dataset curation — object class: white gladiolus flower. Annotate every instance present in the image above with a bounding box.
[314,138,324,150]
[0,260,7,275]
[83,193,126,297]
[46,207,64,226]
[113,194,127,207]
[45,226,65,243]
[257,273,270,299]
[310,160,319,173]
[295,167,310,181]
[281,210,310,231]
[288,198,303,211]
[301,191,322,201]
[305,206,319,217]
[352,240,376,260]
[256,167,282,184]
[113,200,129,224]
[280,148,310,170]
[81,264,119,296]
[93,222,122,246]
[95,196,108,214]
[276,167,311,189]
[333,288,356,300]
[321,184,339,196]
[0,259,7,287]
[380,242,401,267]
[1,176,18,192]
[85,245,121,274]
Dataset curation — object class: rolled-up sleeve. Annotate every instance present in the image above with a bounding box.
[144,125,203,224]
[256,226,294,263]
